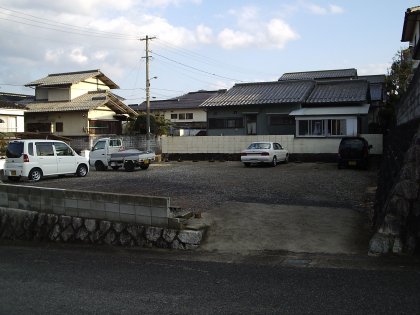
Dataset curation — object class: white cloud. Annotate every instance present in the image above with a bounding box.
[267,19,300,48]
[69,48,88,64]
[196,25,213,44]
[45,49,64,63]
[216,6,299,50]
[299,1,344,15]
[329,4,344,14]
[218,29,255,49]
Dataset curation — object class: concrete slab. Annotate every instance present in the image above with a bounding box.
[200,202,372,255]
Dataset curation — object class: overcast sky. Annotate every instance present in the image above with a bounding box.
[0,0,417,104]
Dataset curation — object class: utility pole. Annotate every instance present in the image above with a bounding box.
[140,35,156,151]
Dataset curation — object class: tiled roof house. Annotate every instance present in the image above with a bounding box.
[24,70,137,140]
[202,69,378,137]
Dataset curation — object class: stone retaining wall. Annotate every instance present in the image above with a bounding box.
[369,122,420,255]
[0,207,203,249]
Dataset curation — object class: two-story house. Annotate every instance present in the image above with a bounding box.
[24,70,138,145]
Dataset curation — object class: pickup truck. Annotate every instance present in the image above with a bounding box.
[89,138,155,172]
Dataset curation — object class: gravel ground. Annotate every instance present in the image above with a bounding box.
[8,161,378,214]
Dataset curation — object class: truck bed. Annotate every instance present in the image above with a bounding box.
[109,149,154,161]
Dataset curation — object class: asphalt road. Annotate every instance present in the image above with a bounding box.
[0,244,419,314]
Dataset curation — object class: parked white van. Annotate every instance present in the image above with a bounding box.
[4,140,89,182]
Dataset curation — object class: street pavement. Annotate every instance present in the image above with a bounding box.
[1,244,420,314]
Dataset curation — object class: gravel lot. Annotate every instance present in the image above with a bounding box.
[8,161,378,214]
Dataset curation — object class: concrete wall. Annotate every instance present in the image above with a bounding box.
[0,183,171,227]
[162,134,383,155]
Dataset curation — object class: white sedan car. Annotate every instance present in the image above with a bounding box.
[240,142,289,167]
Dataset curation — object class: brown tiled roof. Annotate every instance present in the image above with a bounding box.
[25,91,137,117]
[25,70,119,89]
[305,80,369,104]
[200,80,315,107]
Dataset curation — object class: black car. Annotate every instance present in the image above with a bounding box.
[337,137,372,169]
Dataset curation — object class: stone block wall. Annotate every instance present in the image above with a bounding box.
[396,66,420,126]
[369,122,420,255]
[0,207,203,249]
[0,184,171,228]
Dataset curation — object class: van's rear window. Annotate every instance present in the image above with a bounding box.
[6,142,24,158]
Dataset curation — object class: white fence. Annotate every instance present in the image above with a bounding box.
[162,134,383,155]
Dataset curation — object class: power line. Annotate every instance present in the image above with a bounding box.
[151,51,243,83]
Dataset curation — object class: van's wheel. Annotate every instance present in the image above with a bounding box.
[124,160,135,172]
[95,161,106,171]
[76,164,88,177]
[28,168,43,182]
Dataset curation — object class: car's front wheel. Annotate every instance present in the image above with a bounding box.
[28,168,43,182]
[76,164,88,177]
[95,161,106,171]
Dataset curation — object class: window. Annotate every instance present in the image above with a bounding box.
[109,139,122,147]
[56,122,63,132]
[36,142,54,156]
[27,123,51,133]
[209,118,243,129]
[179,113,186,120]
[171,114,178,119]
[297,119,324,136]
[92,141,106,151]
[297,119,348,137]
[328,119,346,136]
[28,143,34,156]
[186,113,193,119]
[54,142,73,156]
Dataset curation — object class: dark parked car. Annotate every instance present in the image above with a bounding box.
[338,137,372,169]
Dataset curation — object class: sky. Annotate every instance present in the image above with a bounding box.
[0,0,418,104]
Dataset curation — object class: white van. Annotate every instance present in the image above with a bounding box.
[4,139,89,182]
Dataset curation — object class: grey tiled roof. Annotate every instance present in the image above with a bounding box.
[25,70,119,89]
[201,81,315,107]
[25,91,137,116]
[279,69,357,81]
[135,90,226,111]
[0,99,27,109]
[0,92,34,105]
[305,80,369,104]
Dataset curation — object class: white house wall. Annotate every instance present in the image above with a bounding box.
[88,107,116,120]
[163,109,206,123]
[71,79,110,100]
[161,134,383,155]
[0,108,25,132]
